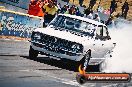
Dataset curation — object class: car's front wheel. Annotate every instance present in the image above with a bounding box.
[76,73,86,84]
[80,49,91,70]
[29,46,38,59]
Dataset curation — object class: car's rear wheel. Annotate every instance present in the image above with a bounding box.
[29,46,38,59]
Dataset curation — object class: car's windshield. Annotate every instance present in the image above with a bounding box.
[49,15,97,37]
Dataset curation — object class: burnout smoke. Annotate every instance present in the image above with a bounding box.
[104,19,132,73]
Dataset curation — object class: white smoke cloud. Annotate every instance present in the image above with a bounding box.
[104,20,132,73]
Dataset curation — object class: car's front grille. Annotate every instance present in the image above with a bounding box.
[31,32,83,56]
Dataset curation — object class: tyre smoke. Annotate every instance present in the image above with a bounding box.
[104,19,132,73]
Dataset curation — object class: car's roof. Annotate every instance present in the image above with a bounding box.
[58,14,106,27]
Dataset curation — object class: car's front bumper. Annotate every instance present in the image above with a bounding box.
[31,43,84,61]
[31,42,106,65]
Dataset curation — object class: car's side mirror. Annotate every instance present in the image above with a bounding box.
[107,36,111,40]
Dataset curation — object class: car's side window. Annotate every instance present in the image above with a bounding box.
[96,25,103,36]
[103,26,107,37]
[96,25,110,40]
[79,21,87,31]
[79,22,96,34]
[103,26,111,40]
[59,16,66,27]
[49,16,62,27]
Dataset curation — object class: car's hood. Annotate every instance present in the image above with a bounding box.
[34,26,94,45]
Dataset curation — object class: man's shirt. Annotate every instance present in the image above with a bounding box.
[43,4,58,15]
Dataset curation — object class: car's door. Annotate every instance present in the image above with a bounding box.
[91,25,113,58]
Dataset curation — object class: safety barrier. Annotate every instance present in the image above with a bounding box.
[0,9,43,38]
[0,0,30,9]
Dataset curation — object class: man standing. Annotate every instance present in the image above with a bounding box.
[88,0,97,11]
[87,10,93,19]
[28,0,44,17]
[69,5,76,15]
[110,0,117,15]
[42,0,58,27]
[122,0,129,19]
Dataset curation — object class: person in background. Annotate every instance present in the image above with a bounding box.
[28,0,44,17]
[52,0,57,5]
[61,5,69,14]
[64,7,70,14]
[97,5,104,13]
[105,16,114,25]
[79,0,84,7]
[84,8,91,17]
[42,0,58,27]
[88,0,97,11]
[93,13,100,22]
[38,0,45,17]
[110,0,117,15]
[69,5,76,15]
[75,7,82,16]
[87,10,93,19]
[122,0,129,19]
[57,3,61,13]
[103,9,110,15]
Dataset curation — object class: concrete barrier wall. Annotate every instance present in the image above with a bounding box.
[0,9,43,38]
[0,0,30,9]
[0,2,27,13]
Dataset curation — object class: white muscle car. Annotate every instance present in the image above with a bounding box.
[29,14,116,71]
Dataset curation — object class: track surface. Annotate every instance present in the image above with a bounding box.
[0,38,132,87]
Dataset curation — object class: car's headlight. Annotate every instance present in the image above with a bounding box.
[71,44,81,52]
[33,33,41,40]
[71,44,80,49]
[31,33,41,42]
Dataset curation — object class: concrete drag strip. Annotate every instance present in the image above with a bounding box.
[33,70,86,87]
[20,69,86,87]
